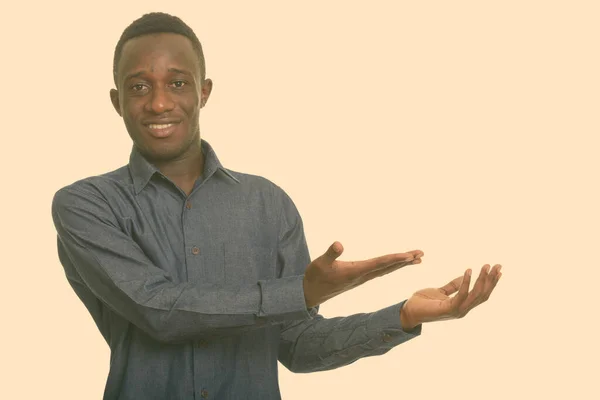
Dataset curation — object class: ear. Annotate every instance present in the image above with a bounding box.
[200,78,213,109]
[110,89,122,116]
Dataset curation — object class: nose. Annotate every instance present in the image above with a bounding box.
[146,86,175,114]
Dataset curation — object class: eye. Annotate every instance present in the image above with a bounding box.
[171,80,187,88]
[131,83,148,92]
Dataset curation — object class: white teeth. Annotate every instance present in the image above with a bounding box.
[148,123,173,129]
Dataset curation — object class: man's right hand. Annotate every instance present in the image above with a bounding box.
[303,242,424,308]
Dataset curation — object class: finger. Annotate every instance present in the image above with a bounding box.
[481,264,502,300]
[462,264,491,309]
[408,250,425,259]
[439,276,463,296]
[322,241,344,263]
[341,250,422,277]
[461,264,502,314]
[452,269,472,310]
[357,257,420,285]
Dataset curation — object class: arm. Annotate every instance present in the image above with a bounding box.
[275,190,422,372]
[278,242,503,373]
[278,301,421,373]
[51,183,312,343]
[278,268,504,373]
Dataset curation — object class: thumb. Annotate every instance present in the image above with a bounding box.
[438,275,464,296]
[322,241,344,263]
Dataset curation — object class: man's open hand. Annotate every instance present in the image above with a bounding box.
[400,264,503,330]
[303,242,424,308]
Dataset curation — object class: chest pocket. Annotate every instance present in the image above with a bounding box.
[223,243,277,284]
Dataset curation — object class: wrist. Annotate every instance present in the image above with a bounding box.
[302,275,318,309]
[400,302,418,331]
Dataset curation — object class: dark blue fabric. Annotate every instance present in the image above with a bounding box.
[52,139,421,399]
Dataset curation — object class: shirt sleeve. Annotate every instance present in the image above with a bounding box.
[51,182,313,343]
[278,301,422,373]
[275,188,422,373]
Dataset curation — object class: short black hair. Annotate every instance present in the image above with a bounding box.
[112,12,206,86]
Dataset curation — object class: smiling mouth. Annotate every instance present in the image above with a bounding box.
[148,123,174,129]
[145,122,180,138]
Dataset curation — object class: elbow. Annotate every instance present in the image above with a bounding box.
[287,365,309,374]
[280,358,318,374]
[281,360,301,374]
[286,365,322,374]
[147,328,176,343]
[138,315,183,344]
[141,322,170,343]
[145,325,188,344]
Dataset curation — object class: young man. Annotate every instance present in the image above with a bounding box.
[51,12,502,400]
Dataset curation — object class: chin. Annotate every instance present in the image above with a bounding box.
[145,140,199,163]
[148,147,185,162]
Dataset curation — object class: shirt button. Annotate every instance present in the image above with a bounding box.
[195,339,207,348]
[201,389,209,398]
[382,333,393,343]
[191,247,200,255]
[185,201,192,209]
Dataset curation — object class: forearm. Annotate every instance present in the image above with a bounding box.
[279,301,422,373]
[53,187,312,343]
[58,236,312,342]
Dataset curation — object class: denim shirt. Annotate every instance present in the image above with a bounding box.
[51,139,422,400]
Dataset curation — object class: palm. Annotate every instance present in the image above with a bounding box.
[404,288,456,324]
[402,264,502,329]
[303,241,424,307]
[413,288,451,303]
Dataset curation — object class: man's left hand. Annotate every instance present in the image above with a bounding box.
[400,264,503,330]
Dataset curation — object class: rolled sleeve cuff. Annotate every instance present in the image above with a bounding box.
[258,275,313,322]
[366,300,422,347]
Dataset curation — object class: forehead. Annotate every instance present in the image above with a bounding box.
[118,33,199,78]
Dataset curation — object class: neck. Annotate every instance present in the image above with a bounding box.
[155,140,204,194]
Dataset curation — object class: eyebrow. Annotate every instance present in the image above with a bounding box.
[123,71,145,82]
[167,68,193,76]
[124,68,193,82]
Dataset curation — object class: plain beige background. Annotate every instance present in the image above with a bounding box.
[1,1,598,399]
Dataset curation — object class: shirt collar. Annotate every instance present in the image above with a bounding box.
[128,139,240,194]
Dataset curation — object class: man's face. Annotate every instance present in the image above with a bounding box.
[110,33,212,163]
